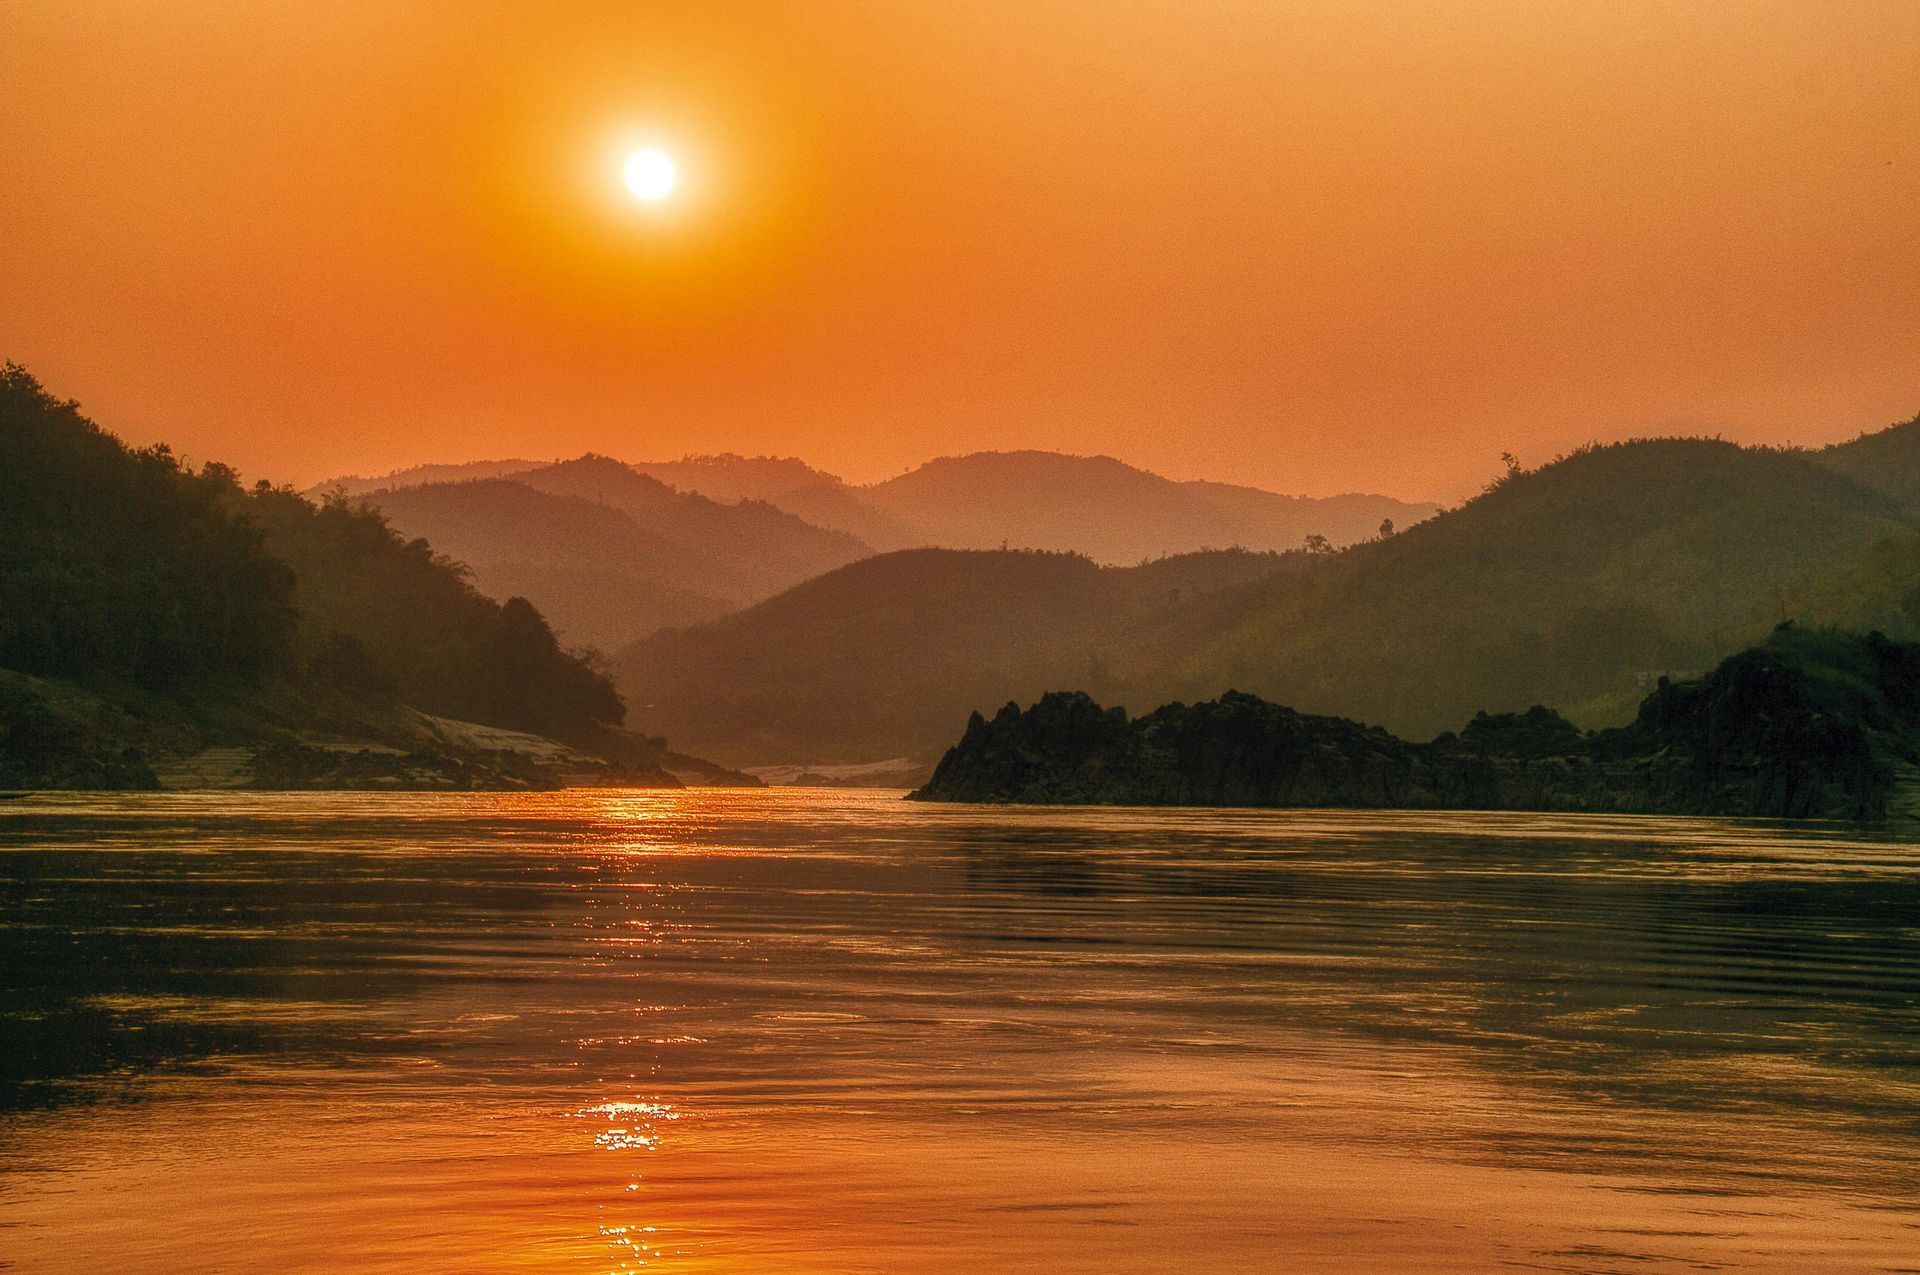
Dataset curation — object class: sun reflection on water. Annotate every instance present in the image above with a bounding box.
[576,1099,683,1153]
[2,790,1918,1273]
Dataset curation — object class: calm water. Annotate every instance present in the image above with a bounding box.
[2,790,1918,1273]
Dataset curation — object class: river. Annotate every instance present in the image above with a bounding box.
[2,790,1916,1272]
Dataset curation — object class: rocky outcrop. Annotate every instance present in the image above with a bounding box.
[911,628,1920,821]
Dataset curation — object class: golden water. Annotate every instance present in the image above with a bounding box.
[2,790,1917,1272]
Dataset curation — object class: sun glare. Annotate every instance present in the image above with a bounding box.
[623,147,677,203]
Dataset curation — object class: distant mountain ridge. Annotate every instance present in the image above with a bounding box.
[314,459,543,499]
[319,448,1442,564]
[858,450,1437,562]
[518,456,869,594]
[348,478,736,652]
[627,454,841,504]
[352,457,870,651]
[630,455,927,550]
[314,447,1440,652]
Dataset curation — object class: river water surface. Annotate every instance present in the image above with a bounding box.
[2,789,1917,1273]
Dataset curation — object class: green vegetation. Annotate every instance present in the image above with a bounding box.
[15,353,1916,798]
[620,546,1302,763]
[1816,411,1920,502]
[914,626,1920,821]
[626,431,1918,765]
[1137,438,1909,735]
[1787,528,1920,638]
[240,486,623,736]
[0,364,650,786]
[0,365,296,686]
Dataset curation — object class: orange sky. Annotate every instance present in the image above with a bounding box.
[2,1,1915,500]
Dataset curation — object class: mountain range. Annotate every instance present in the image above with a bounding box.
[353,457,869,650]
[618,415,1920,768]
[316,449,1440,650]
[14,356,1920,787]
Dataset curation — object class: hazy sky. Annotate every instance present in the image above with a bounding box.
[2,1,1915,499]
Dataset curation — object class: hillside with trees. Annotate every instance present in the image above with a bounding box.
[0,364,734,789]
[1816,411,1920,502]
[619,547,1302,764]
[622,434,1916,767]
[912,626,1920,821]
[239,487,624,738]
[1130,438,1910,736]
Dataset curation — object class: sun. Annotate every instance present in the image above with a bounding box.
[623,147,677,203]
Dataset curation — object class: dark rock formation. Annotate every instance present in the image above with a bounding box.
[911,628,1920,821]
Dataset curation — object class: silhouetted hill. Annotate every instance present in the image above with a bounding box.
[353,479,729,650]
[516,456,870,596]
[310,459,542,500]
[630,453,924,549]
[1182,480,1433,545]
[622,436,1911,765]
[861,452,1207,561]
[619,547,1301,764]
[912,627,1920,821]
[757,479,926,550]
[860,450,1438,562]
[1816,411,1920,503]
[628,453,839,503]
[320,449,1434,611]
[356,459,872,649]
[324,448,1436,565]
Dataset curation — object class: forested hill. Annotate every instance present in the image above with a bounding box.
[1817,411,1920,502]
[0,364,726,789]
[618,547,1303,765]
[911,627,1920,822]
[1131,437,1912,736]
[621,433,1917,767]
